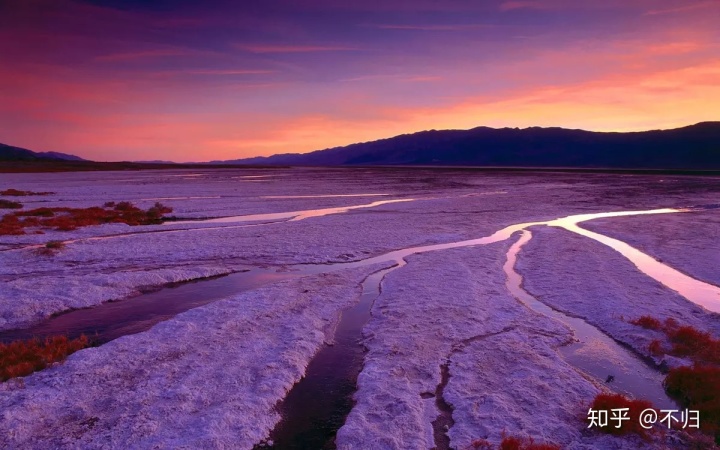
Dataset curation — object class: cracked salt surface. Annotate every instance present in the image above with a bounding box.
[3,206,698,447]
[0,266,388,449]
[0,169,718,449]
[0,269,296,344]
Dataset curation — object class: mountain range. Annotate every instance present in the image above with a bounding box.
[0,143,86,162]
[2,122,719,170]
[215,122,720,169]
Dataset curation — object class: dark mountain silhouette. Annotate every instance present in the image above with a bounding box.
[36,151,86,161]
[0,143,86,162]
[0,143,283,173]
[217,122,720,169]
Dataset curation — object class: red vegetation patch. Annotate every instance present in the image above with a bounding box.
[588,393,654,438]
[630,316,720,365]
[0,335,90,381]
[630,316,720,442]
[664,317,679,330]
[648,339,663,356]
[630,315,663,331]
[664,365,720,437]
[468,436,560,450]
[0,188,54,196]
[0,202,172,235]
[669,327,720,365]
[0,199,23,209]
[499,436,561,450]
[0,215,24,235]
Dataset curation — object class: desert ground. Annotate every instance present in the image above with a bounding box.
[1,168,718,449]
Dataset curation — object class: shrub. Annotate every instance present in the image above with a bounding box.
[664,365,720,438]
[630,316,720,365]
[499,436,560,450]
[468,439,493,449]
[669,327,720,365]
[146,202,173,221]
[630,316,663,331]
[16,207,55,217]
[0,335,89,381]
[588,393,655,438]
[113,201,135,211]
[628,317,720,442]
[664,318,679,331]
[0,215,24,235]
[648,339,663,356]
[0,199,23,209]
[0,189,54,196]
[45,240,65,250]
[467,437,560,450]
[35,240,66,256]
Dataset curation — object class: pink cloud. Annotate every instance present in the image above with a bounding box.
[182,69,277,75]
[342,74,442,82]
[645,1,718,15]
[403,76,443,82]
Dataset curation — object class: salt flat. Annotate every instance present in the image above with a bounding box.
[0,168,718,449]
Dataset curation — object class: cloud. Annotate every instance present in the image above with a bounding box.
[404,76,443,82]
[499,1,548,11]
[183,69,277,75]
[235,44,358,53]
[94,49,199,62]
[366,23,491,31]
[645,1,718,15]
[646,41,704,55]
[342,74,442,82]
[3,0,719,162]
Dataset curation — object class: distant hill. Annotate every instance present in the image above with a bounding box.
[0,143,284,173]
[36,151,86,161]
[0,143,87,162]
[217,122,720,170]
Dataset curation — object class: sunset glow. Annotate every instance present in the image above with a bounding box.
[1,0,718,162]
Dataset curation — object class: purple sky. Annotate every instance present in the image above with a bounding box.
[1,0,718,161]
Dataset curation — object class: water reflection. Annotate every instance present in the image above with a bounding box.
[548,209,720,312]
[261,194,388,199]
[168,198,415,224]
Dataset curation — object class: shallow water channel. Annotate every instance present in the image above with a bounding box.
[0,269,297,344]
[4,207,717,447]
[505,230,675,410]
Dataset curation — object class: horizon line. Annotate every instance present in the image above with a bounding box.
[2,120,718,164]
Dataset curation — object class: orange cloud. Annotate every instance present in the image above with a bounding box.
[187,55,720,161]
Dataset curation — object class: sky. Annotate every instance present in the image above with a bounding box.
[1,0,719,162]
